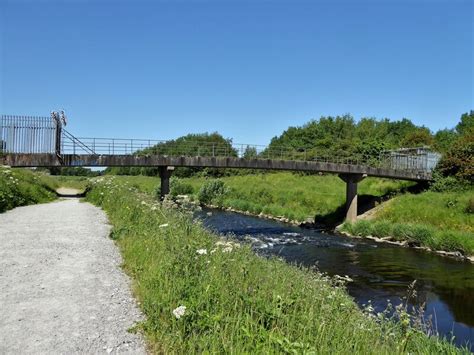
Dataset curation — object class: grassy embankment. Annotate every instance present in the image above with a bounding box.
[0,167,57,213]
[109,172,413,223]
[85,176,465,353]
[0,166,89,213]
[341,190,474,257]
[109,172,474,257]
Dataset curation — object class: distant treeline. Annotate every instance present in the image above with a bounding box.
[101,111,472,182]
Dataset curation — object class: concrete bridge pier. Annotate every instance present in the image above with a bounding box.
[339,173,366,223]
[158,166,174,200]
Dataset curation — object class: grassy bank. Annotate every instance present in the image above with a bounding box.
[85,176,463,353]
[341,190,474,257]
[107,173,413,224]
[0,167,58,213]
[183,173,413,223]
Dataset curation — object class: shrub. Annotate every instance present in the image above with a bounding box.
[197,179,229,205]
[169,177,194,197]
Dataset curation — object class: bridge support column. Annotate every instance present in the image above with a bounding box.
[159,166,174,200]
[339,173,366,223]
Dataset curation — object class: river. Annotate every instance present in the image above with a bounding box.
[195,208,474,351]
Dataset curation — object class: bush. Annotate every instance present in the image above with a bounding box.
[197,179,229,205]
[437,132,474,182]
[169,177,194,198]
[429,172,465,192]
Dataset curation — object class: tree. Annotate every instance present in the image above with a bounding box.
[243,146,257,159]
[456,110,474,136]
[433,129,457,153]
[437,132,474,182]
[400,128,433,147]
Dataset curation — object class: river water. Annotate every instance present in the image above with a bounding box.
[195,208,474,351]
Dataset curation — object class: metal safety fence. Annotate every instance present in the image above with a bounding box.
[1,115,57,154]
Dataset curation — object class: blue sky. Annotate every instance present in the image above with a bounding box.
[1,0,472,144]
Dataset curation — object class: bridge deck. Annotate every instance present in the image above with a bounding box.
[1,153,431,181]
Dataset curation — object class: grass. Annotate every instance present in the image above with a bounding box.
[85,176,465,353]
[0,167,58,212]
[0,167,91,213]
[109,172,413,223]
[183,173,413,223]
[341,189,474,256]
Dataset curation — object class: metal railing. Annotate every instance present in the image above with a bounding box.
[1,115,57,154]
[59,135,437,174]
[1,114,438,175]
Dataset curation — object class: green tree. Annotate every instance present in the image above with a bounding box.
[433,129,457,153]
[456,110,474,136]
[437,132,474,182]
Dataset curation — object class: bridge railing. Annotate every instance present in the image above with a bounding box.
[1,115,57,154]
[59,135,436,174]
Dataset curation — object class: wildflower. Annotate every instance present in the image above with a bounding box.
[159,223,169,228]
[196,249,207,255]
[141,201,147,205]
[222,246,233,253]
[172,305,186,319]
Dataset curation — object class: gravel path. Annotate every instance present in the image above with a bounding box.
[0,199,146,354]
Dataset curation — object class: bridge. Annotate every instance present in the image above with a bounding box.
[1,114,437,222]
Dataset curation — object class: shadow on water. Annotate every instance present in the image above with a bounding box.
[195,208,474,351]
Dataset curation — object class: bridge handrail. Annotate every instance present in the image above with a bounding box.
[59,136,436,173]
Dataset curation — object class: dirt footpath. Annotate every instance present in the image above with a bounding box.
[0,199,145,354]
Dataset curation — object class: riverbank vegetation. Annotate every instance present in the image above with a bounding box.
[341,189,474,257]
[182,173,414,224]
[85,176,465,353]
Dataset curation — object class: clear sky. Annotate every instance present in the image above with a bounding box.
[1,0,472,144]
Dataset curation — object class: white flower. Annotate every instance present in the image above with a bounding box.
[196,249,207,255]
[173,305,186,319]
[159,223,169,228]
[222,246,233,253]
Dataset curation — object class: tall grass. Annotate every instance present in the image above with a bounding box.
[85,176,464,353]
[0,167,58,212]
[184,172,413,222]
[341,190,474,256]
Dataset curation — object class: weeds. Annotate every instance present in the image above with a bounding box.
[84,176,465,353]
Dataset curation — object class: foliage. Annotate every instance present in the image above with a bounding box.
[0,168,57,213]
[375,190,474,234]
[429,172,467,192]
[437,132,474,183]
[197,179,229,205]
[456,110,474,136]
[433,129,458,153]
[85,177,464,353]
[48,167,101,177]
[169,177,194,198]
[266,115,435,162]
[342,220,474,256]
[185,173,413,223]
[342,188,474,255]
